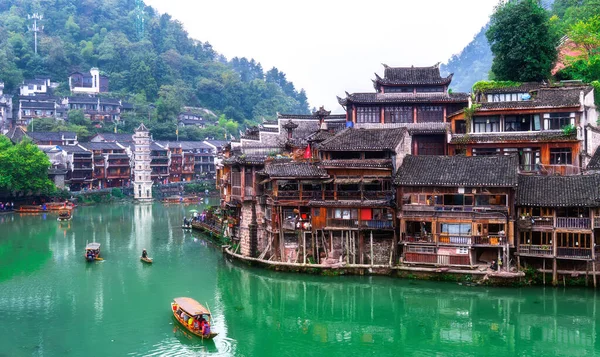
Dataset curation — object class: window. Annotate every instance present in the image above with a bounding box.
[416,87,444,93]
[440,223,471,235]
[37,85,42,90]
[330,208,358,220]
[417,106,443,123]
[28,85,34,90]
[504,115,540,132]
[384,106,413,123]
[385,86,413,93]
[472,148,499,156]
[455,120,467,134]
[357,107,380,123]
[473,117,500,133]
[417,141,445,155]
[547,113,572,130]
[550,148,572,165]
[519,148,540,171]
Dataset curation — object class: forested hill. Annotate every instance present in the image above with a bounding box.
[441,0,557,93]
[0,0,310,130]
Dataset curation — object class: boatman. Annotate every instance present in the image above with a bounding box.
[142,249,148,259]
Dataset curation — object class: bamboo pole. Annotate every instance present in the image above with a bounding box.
[594,260,597,288]
[303,232,306,265]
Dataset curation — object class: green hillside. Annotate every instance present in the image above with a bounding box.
[0,0,310,140]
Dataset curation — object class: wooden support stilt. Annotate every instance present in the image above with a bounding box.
[593,260,597,289]
[303,232,306,265]
[553,258,558,286]
[370,231,374,267]
[586,262,589,287]
[543,259,546,286]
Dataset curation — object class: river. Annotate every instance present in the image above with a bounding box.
[0,202,598,356]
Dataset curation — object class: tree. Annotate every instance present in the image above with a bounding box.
[568,15,600,58]
[67,109,90,126]
[487,0,558,82]
[0,137,54,194]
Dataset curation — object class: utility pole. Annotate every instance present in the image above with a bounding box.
[28,13,44,55]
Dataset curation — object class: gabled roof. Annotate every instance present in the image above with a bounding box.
[588,146,600,170]
[517,174,600,207]
[61,145,89,153]
[136,123,149,132]
[263,162,328,178]
[80,142,123,151]
[394,155,519,187]
[27,131,76,142]
[375,64,453,86]
[21,101,55,109]
[320,159,393,169]
[318,128,405,151]
[277,113,346,120]
[339,92,469,105]
[91,133,134,143]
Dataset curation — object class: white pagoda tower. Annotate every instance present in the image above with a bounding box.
[133,123,153,202]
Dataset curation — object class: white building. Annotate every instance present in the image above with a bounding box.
[69,68,109,94]
[133,123,153,202]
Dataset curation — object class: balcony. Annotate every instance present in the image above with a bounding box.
[518,244,553,256]
[244,186,254,197]
[402,234,435,244]
[438,235,472,245]
[337,191,362,200]
[556,217,591,230]
[404,252,470,266]
[472,235,503,246]
[326,218,358,229]
[232,186,242,197]
[360,220,394,229]
[557,247,592,259]
[363,191,393,200]
[278,191,300,200]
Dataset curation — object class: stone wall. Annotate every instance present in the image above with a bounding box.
[239,202,253,256]
[585,126,600,167]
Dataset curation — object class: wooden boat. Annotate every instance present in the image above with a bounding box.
[162,196,199,204]
[182,224,192,229]
[57,209,72,221]
[171,297,218,340]
[85,242,102,262]
[140,256,153,264]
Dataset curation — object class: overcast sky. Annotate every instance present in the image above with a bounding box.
[144,0,498,113]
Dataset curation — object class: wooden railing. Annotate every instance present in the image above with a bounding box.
[337,191,362,200]
[244,186,254,197]
[231,186,241,197]
[360,220,394,229]
[518,244,552,256]
[402,234,434,243]
[438,235,472,245]
[556,217,591,230]
[557,247,592,259]
[472,235,502,245]
[326,219,358,228]
[404,252,470,266]
[531,217,553,228]
[277,191,300,200]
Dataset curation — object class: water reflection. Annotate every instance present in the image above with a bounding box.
[217,261,599,356]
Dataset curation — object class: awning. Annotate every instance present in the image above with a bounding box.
[300,179,332,184]
[259,178,271,184]
[336,178,362,184]
[363,178,382,184]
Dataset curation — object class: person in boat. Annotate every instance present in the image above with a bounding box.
[201,319,211,336]
[183,217,189,226]
[193,318,201,330]
[142,249,148,259]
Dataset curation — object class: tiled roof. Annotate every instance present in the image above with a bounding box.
[320,159,393,169]
[308,199,391,207]
[28,131,76,142]
[150,142,166,151]
[61,145,89,153]
[21,101,55,109]
[478,86,588,111]
[277,113,346,120]
[204,140,227,148]
[306,130,335,143]
[67,96,99,104]
[222,155,270,165]
[406,122,449,135]
[588,146,600,170]
[450,131,577,144]
[517,174,600,207]
[394,155,519,187]
[158,141,211,151]
[318,128,406,151]
[264,162,328,178]
[80,142,122,150]
[92,133,134,143]
[339,92,469,105]
[375,64,453,86]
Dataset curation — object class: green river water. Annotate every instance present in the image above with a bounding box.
[0,202,599,357]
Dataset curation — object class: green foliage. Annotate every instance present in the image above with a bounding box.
[0,0,310,137]
[592,80,600,108]
[568,15,600,57]
[562,124,576,135]
[487,0,558,81]
[110,187,124,198]
[183,182,214,193]
[472,80,522,94]
[0,137,54,195]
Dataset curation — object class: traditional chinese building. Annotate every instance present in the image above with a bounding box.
[337,63,469,155]
[515,174,600,284]
[133,123,152,201]
[395,155,518,268]
[447,82,598,175]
